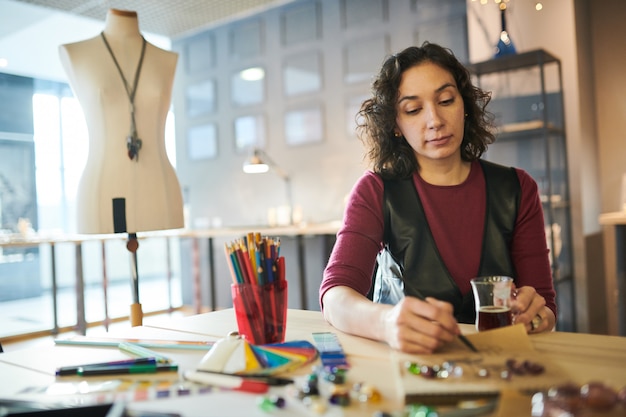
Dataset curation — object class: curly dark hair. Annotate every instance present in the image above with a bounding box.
[357,41,495,179]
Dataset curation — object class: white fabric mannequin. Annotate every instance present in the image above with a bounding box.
[59,8,183,234]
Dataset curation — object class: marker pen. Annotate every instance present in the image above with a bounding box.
[77,363,178,376]
[56,357,156,376]
[183,371,269,394]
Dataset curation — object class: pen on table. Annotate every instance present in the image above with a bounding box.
[183,370,269,394]
[195,369,294,386]
[118,342,173,363]
[77,363,178,376]
[56,357,156,376]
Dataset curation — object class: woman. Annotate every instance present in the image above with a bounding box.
[320,42,557,354]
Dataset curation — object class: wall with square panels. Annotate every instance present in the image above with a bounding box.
[172,0,468,229]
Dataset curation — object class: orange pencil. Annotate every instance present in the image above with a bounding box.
[239,239,257,284]
[248,239,258,284]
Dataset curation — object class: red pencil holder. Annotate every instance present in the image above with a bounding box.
[231,280,288,345]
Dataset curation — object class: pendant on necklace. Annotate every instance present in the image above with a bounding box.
[100,32,147,163]
[127,135,142,161]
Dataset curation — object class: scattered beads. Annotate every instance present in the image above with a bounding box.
[547,382,583,411]
[405,361,462,380]
[532,381,626,415]
[406,404,438,417]
[352,382,381,403]
[257,395,286,412]
[580,381,619,411]
[506,359,545,375]
[302,396,327,414]
[419,365,436,379]
[619,386,626,404]
[298,377,320,398]
[407,357,544,382]
[291,362,383,412]
[323,367,347,384]
[406,361,421,375]
[329,388,351,406]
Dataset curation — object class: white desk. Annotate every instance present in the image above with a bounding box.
[1,309,626,417]
[0,310,400,416]
[0,222,341,336]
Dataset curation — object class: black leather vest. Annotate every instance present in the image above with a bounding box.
[379,160,520,324]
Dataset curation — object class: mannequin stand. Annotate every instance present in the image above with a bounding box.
[127,233,143,326]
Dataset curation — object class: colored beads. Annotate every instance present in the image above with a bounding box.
[406,361,421,375]
[532,381,626,415]
[298,377,320,398]
[288,362,384,413]
[405,361,461,380]
[406,357,544,383]
[257,395,286,412]
[324,367,347,384]
[580,382,619,411]
[499,369,512,381]
[328,387,351,406]
[302,396,327,414]
[406,404,438,417]
[372,412,394,417]
[505,359,545,375]
[352,382,381,403]
[619,386,626,404]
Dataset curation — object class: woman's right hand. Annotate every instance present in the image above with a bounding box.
[381,296,460,354]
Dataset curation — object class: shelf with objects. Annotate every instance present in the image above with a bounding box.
[468,49,575,332]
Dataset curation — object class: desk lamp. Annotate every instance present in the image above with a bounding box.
[243,148,293,225]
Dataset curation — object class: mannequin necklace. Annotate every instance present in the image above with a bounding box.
[100,32,147,161]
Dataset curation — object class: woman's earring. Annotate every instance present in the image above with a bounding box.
[394,131,401,137]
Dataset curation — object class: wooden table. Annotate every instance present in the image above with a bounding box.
[1,309,625,416]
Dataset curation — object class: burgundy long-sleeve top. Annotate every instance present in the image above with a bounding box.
[320,160,557,317]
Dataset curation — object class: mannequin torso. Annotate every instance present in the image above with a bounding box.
[59,9,183,234]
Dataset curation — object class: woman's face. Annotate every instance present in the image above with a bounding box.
[395,61,465,166]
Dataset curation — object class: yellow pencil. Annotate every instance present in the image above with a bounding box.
[249,241,258,284]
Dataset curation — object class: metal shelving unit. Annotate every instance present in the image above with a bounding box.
[468,49,575,331]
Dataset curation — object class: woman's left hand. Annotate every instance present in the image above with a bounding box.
[510,286,555,333]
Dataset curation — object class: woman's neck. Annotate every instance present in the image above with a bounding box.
[418,158,472,186]
[102,9,141,39]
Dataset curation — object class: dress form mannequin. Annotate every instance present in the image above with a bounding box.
[59,8,183,235]
[59,9,184,326]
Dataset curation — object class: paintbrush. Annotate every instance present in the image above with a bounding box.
[458,334,479,352]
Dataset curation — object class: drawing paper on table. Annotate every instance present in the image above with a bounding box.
[397,324,570,405]
[465,323,535,353]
